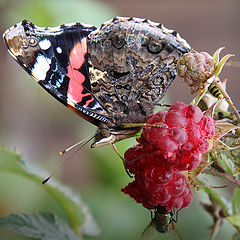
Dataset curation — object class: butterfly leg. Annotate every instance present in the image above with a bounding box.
[111,143,133,178]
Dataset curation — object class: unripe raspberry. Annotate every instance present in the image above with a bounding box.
[177,51,216,87]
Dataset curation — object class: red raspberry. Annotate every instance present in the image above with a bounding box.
[124,144,153,174]
[169,127,188,145]
[194,138,209,153]
[142,123,168,142]
[181,141,194,152]
[183,104,203,124]
[156,136,178,157]
[181,187,193,209]
[165,110,188,128]
[147,188,171,206]
[164,196,184,211]
[144,165,173,188]
[168,101,186,112]
[199,116,215,138]
[147,111,167,124]
[187,124,201,142]
[122,101,215,211]
[167,172,187,197]
[175,151,202,171]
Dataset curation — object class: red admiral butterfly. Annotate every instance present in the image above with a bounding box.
[3,17,191,148]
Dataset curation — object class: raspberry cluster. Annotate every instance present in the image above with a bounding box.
[122,101,215,211]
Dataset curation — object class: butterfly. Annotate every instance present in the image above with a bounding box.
[3,16,191,149]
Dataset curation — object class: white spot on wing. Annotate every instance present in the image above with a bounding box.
[39,39,51,50]
[176,33,191,50]
[31,55,50,81]
[80,22,95,28]
[56,47,62,53]
[161,24,174,33]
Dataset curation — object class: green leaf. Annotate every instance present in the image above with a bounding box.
[0,148,99,236]
[232,231,240,240]
[212,47,224,65]
[214,54,234,77]
[0,212,81,240]
[226,215,240,227]
[233,188,240,215]
[218,153,235,176]
[213,122,239,141]
[199,186,228,216]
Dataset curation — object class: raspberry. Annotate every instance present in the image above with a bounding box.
[164,196,184,211]
[142,123,168,142]
[177,52,216,88]
[194,138,209,153]
[168,101,186,112]
[124,144,152,174]
[122,101,215,211]
[147,111,167,124]
[148,188,171,206]
[187,124,200,140]
[165,110,187,128]
[167,172,187,197]
[181,187,193,209]
[199,116,215,138]
[144,165,173,188]
[156,136,178,157]
[169,127,188,145]
[175,151,202,171]
[121,180,144,204]
[183,104,203,124]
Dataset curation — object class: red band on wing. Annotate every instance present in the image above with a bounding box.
[67,41,94,106]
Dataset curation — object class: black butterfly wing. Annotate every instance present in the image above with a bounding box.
[3,20,113,126]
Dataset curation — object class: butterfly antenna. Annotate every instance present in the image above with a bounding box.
[42,135,94,184]
[59,139,88,155]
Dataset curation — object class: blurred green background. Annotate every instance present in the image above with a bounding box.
[0,0,239,239]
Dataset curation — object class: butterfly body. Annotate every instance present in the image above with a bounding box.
[3,17,191,147]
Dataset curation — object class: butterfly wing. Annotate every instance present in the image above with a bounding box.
[87,17,191,125]
[3,20,113,126]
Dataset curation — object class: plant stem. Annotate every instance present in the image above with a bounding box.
[214,77,240,125]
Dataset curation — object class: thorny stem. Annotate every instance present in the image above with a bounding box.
[213,77,240,125]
